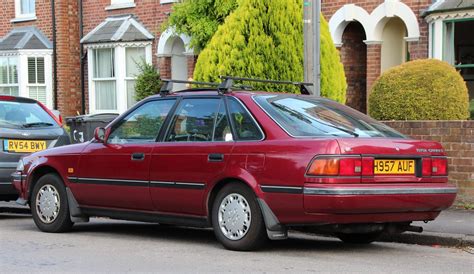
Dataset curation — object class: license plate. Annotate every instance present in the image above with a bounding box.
[3,140,47,153]
[374,159,415,175]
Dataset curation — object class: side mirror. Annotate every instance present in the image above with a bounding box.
[94,127,106,143]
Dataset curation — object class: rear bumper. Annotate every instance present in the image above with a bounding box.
[261,183,457,225]
[303,184,457,215]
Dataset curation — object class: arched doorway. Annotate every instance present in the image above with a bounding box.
[340,22,367,113]
[171,38,187,91]
[381,18,408,73]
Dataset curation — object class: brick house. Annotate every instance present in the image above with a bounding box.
[323,0,474,114]
[1,0,473,116]
[0,0,80,114]
[80,0,196,114]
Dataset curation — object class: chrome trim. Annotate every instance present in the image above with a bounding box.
[303,187,458,195]
[150,181,206,189]
[69,177,148,184]
[0,182,13,185]
[260,185,303,194]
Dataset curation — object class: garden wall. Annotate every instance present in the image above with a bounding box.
[383,121,474,204]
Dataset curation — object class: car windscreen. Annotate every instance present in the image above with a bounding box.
[0,101,58,129]
[254,95,406,138]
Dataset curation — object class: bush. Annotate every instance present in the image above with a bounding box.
[368,59,469,120]
[135,62,161,102]
[193,0,346,102]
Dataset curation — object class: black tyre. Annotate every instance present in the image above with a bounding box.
[31,173,73,233]
[211,183,267,251]
[336,231,383,244]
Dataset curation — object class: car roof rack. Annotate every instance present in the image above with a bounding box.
[218,76,313,95]
[160,79,220,95]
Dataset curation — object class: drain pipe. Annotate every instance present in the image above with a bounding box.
[52,0,58,110]
[78,0,86,114]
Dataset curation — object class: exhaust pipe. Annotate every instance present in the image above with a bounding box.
[404,225,423,233]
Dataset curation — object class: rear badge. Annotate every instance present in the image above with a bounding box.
[396,147,400,152]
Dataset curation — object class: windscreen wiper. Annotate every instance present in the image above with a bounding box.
[22,122,54,128]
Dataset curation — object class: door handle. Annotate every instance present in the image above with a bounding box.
[208,153,224,162]
[131,153,145,161]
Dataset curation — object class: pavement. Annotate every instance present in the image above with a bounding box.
[1,201,473,250]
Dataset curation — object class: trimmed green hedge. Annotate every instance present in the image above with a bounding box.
[368,59,469,120]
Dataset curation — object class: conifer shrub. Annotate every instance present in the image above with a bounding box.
[135,62,161,102]
[368,59,469,120]
[192,0,346,102]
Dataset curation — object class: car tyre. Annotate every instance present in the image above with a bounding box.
[336,231,383,244]
[212,183,267,251]
[31,173,73,233]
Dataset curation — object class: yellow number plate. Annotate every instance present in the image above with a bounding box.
[4,140,47,153]
[374,159,415,175]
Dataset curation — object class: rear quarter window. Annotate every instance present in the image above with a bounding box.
[254,95,405,138]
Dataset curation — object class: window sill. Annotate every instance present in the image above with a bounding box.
[105,3,136,11]
[11,16,37,23]
[160,0,179,4]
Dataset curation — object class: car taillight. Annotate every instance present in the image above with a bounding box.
[307,156,373,177]
[422,157,448,176]
[432,157,448,176]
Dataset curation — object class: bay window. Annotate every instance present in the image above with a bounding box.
[0,57,19,96]
[27,57,46,104]
[88,43,151,114]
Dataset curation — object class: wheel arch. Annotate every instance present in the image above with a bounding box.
[28,165,62,201]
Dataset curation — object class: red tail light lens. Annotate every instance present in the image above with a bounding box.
[361,157,374,176]
[422,157,447,176]
[422,157,432,177]
[432,157,448,176]
[307,156,367,177]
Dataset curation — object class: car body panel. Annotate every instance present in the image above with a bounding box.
[14,91,457,229]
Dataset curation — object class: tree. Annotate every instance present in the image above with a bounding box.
[191,0,346,101]
[134,62,161,101]
[164,0,239,52]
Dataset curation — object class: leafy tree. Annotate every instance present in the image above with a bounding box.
[134,62,161,101]
[164,0,239,52]
[192,0,346,101]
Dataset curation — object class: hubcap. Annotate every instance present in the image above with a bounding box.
[218,193,251,241]
[35,184,60,224]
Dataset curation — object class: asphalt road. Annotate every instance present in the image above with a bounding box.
[0,207,472,273]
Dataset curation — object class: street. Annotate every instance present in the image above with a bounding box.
[1,207,472,272]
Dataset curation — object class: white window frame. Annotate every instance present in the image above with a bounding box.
[0,56,19,96]
[1,50,53,109]
[13,0,36,22]
[160,0,179,4]
[87,43,152,114]
[26,56,47,105]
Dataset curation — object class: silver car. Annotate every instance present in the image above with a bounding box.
[0,96,70,201]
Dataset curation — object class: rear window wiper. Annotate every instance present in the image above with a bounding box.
[22,122,55,128]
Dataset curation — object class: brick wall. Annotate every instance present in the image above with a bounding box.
[340,22,367,113]
[322,0,432,112]
[383,121,474,203]
[0,0,53,38]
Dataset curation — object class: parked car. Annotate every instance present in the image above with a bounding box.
[1,95,69,201]
[12,86,456,251]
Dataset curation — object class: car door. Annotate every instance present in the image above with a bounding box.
[149,97,234,216]
[71,98,177,210]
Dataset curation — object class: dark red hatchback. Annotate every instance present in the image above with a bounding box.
[13,84,456,250]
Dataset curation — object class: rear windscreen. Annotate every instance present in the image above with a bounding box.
[0,101,58,129]
[254,95,405,138]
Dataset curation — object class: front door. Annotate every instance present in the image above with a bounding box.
[72,99,177,210]
[150,97,234,216]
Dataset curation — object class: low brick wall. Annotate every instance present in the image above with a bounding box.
[383,121,474,203]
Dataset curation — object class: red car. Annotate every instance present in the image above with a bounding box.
[13,85,456,251]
